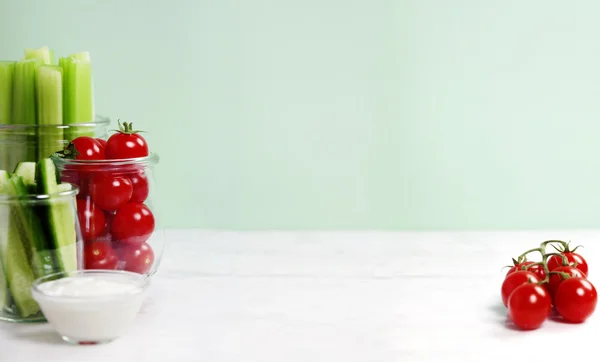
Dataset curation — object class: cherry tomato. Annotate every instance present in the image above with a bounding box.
[89,174,133,211]
[94,211,115,242]
[105,121,149,159]
[111,203,155,244]
[128,172,149,203]
[117,242,155,274]
[103,211,115,229]
[508,283,552,330]
[501,271,540,307]
[75,173,92,198]
[84,241,119,270]
[95,138,107,149]
[554,278,598,323]
[548,252,588,276]
[76,199,106,242]
[70,136,106,160]
[507,261,546,281]
[547,266,585,301]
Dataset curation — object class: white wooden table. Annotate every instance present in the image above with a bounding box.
[1,229,598,361]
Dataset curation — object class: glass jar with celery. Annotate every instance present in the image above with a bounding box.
[0,46,109,171]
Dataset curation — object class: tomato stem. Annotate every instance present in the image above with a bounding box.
[110,119,146,135]
[518,248,543,260]
[52,142,80,160]
[509,239,586,286]
[540,239,569,249]
[548,271,572,281]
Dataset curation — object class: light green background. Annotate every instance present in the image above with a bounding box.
[2,0,599,230]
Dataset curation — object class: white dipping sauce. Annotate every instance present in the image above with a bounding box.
[32,273,148,344]
[38,276,141,297]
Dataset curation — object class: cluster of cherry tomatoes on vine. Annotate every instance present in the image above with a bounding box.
[57,121,156,275]
[501,240,597,330]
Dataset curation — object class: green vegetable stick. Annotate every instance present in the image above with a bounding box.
[0,62,15,125]
[70,51,90,62]
[24,46,53,65]
[36,66,63,159]
[60,53,94,140]
[0,62,15,170]
[11,58,43,164]
[12,58,43,125]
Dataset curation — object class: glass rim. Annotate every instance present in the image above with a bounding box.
[0,182,79,202]
[0,115,111,130]
[31,270,150,300]
[51,152,160,167]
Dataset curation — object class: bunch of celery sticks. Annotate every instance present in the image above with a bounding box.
[0,46,94,166]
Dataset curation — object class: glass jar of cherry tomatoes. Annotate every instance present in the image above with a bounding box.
[51,122,163,277]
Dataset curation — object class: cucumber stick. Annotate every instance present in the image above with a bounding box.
[35,66,64,159]
[7,175,54,279]
[13,162,36,193]
[0,174,39,317]
[0,171,10,311]
[36,159,77,272]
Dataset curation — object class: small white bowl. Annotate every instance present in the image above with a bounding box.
[31,270,150,345]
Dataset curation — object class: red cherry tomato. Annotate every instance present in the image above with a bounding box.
[547,266,585,301]
[128,172,149,203]
[105,121,149,159]
[117,242,155,274]
[548,252,588,276]
[95,138,107,149]
[508,283,552,330]
[84,241,119,270]
[554,278,598,323]
[76,199,106,242]
[501,271,540,307]
[94,211,115,242]
[111,203,155,245]
[75,173,92,198]
[70,136,106,160]
[89,174,133,211]
[506,261,546,281]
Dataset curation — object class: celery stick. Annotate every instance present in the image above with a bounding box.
[36,66,63,159]
[0,62,14,125]
[0,62,15,170]
[12,58,43,125]
[24,46,52,65]
[70,52,90,62]
[11,58,42,164]
[60,54,94,140]
[36,66,63,124]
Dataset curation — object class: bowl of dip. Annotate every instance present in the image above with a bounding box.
[31,269,149,345]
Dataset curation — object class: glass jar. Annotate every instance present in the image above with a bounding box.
[51,154,164,278]
[0,184,83,323]
[0,116,111,173]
